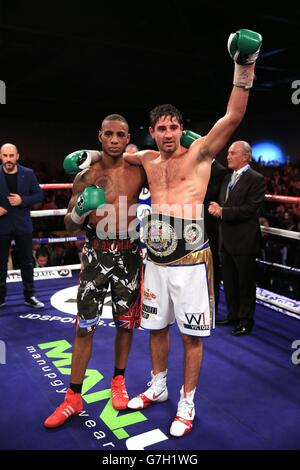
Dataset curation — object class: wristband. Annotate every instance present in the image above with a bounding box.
[233,63,255,89]
[70,207,86,225]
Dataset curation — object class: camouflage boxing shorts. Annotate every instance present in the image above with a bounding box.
[77,227,143,334]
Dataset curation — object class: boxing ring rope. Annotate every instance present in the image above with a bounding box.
[31,187,300,243]
[260,226,300,240]
[256,259,300,275]
[8,264,81,276]
[9,260,298,278]
[31,209,67,217]
[20,185,300,318]
[36,187,300,206]
[32,235,85,245]
[39,183,73,190]
[29,209,300,239]
[30,216,300,240]
[264,194,300,204]
[38,183,300,205]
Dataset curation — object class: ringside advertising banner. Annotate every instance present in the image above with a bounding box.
[7,268,72,283]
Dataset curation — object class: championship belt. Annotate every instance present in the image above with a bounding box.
[142,214,205,264]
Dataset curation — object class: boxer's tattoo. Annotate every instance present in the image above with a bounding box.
[95,175,117,202]
[95,175,113,191]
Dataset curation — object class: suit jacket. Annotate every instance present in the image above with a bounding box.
[219,167,266,255]
[204,160,228,240]
[0,164,43,235]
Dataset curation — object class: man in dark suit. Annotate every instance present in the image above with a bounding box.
[204,159,228,317]
[0,143,44,308]
[209,141,266,335]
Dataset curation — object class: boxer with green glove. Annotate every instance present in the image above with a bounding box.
[44,114,147,430]
[228,28,262,65]
[63,150,102,174]
[228,28,262,89]
[125,29,263,438]
[70,185,106,225]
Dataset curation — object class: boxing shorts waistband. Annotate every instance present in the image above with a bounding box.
[142,213,207,264]
[86,225,139,252]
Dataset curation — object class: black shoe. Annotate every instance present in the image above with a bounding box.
[0,299,6,308]
[216,317,239,326]
[24,296,44,309]
[231,324,252,336]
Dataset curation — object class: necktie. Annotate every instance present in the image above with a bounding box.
[225,172,239,201]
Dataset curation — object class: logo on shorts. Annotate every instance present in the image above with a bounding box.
[144,219,178,258]
[142,304,158,319]
[184,223,202,245]
[184,312,209,331]
[144,289,157,301]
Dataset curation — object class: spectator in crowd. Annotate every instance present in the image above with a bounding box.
[54,189,70,209]
[49,243,66,266]
[35,247,50,267]
[41,191,58,210]
[64,240,84,265]
[125,143,139,153]
[32,240,41,260]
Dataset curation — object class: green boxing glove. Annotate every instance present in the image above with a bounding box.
[181,130,201,148]
[228,29,262,65]
[63,150,92,175]
[71,185,106,225]
[228,29,262,89]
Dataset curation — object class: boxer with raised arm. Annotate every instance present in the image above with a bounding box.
[124,29,262,438]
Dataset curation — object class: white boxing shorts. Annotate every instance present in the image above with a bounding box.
[141,241,215,337]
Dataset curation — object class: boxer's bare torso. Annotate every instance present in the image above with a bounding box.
[65,154,146,233]
[140,147,211,219]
